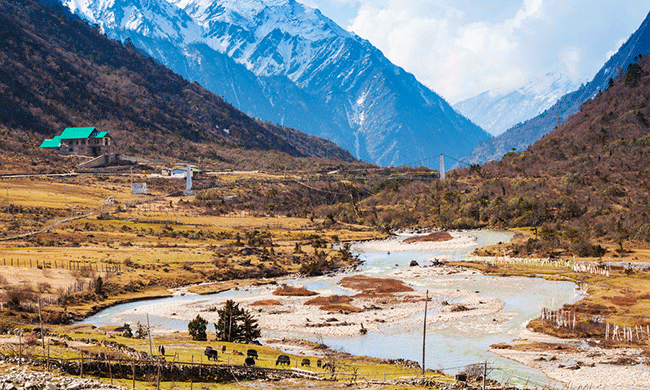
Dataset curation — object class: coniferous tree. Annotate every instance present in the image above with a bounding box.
[215,300,260,343]
[240,310,261,342]
[188,315,207,341]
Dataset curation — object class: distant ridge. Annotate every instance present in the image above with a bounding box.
[462,9,650,165]
[453,72,581,136]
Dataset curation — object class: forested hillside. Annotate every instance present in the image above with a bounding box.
[0,0,355,173]
[205,57,650,257]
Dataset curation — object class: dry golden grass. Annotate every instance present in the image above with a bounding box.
[250,299,281,306]
[304,295,362,312]
[338,275,413,294]
[403,232,452,243]
[459,252,650,352]
[272,284,318,296]
[0,175,381,321]
[0,323,442,388]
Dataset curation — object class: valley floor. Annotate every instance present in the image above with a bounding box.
[490,330,650,389]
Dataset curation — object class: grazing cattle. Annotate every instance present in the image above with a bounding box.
[244,357,256,366]
[204,347,218,361]
[301,358,310,367]
[275,355,290,367]
[322,362,334,370]
[232,350,244,356]
[247,349,258,359]
[316,359,322,368]
[455,374,467,382]
[221,345,226,353]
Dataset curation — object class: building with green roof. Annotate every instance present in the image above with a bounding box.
[39,127,112,156]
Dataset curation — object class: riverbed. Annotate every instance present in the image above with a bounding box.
[81,230,584,386]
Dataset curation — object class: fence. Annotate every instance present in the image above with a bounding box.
[540,306,650,344]
[3,353,471,389]
[1,342,593,390]
[0,258,121,273]
[472,254,618,279]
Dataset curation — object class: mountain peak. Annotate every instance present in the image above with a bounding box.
[454,71,581,137]
[63,0,489,169]
[462,8,650,164]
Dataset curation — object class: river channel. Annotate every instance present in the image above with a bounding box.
[81,230,584,386]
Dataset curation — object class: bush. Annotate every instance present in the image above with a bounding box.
[188,315,207,341]
[94,276,103,295]
[122,323,133,338]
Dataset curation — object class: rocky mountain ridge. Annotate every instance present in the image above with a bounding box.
[62,0,490,169]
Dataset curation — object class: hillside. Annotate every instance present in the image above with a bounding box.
[266,56,650,257]
[61,0,490,169]
[0,0,357,173]
[463,8,650,164]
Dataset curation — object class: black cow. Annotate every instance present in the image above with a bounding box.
[316,359,322,368]
[301,358,310,367]
[275,355,290,367]
[322,362,334,370]
[247,349,258,359]
[455,373,467,382]
[244,357,256,366]
[204,347,218,361]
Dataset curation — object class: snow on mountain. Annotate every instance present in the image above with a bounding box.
[62,0,490,169]
[462,9,650,165]
[454,72,581,136]
[64,0,203,42]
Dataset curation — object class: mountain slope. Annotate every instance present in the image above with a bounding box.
[463,9,650,164]
[351,55,650,251]
[62,0,490,169]
[453,72,581,136]
[0,0,355,165]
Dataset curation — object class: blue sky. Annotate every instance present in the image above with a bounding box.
[298,0,650,103]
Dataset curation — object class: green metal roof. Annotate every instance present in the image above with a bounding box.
[39,136,61,148]
[40,127,109,148]
[59,127,96,139]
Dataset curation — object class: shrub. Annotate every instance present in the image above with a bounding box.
[94,276,103,295]
[188,315,207,341]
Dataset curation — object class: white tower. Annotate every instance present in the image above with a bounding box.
[440,154,445,181]
[183,164,195,196]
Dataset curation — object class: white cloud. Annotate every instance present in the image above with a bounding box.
[559,46,582,79]
[303,0,650,103]
[349,0,547,102]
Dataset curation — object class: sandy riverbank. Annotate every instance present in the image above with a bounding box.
[125,274,504,337]
[490,330,650,389]
[351,232,477,252]
[119,232,502,337]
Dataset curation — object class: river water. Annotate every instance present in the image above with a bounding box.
[81,230,583,386]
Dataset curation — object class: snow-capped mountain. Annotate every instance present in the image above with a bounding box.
[463,9,650,165]
[61,0,490,169]
[453,72,581,136]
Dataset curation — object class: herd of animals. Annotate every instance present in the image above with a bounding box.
[203,346,333,369]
